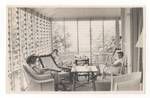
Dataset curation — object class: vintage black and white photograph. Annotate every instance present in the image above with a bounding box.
[7,7,144,92]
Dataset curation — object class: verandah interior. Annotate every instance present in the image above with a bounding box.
[7,8,143,92]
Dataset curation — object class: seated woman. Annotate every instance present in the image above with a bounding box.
[51,49,71,71]
[102,51,124,77]
[50,49,73,84]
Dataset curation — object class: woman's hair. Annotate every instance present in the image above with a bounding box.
[26,55,38,65]
[53,49,58,53]
[117,51,124,58]
[119,36,122,39]
[52,49,59,55]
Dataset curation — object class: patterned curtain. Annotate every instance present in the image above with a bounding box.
[130,8,143,72]
[7,8,52,92]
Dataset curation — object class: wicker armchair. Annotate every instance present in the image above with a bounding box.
[23,65,55,91]
[111,72,142,91]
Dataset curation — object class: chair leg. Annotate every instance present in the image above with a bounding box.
[88,73,90,82]
[60,82,67,91]
[55,83,59,91]
[40,83,43,91]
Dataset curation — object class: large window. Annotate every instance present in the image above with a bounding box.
[78,21,90,57]
[91,20,103,53]
[104,20,116,53]
[52,21,65,54]
[51,19,120,64]
[65,21,77,53]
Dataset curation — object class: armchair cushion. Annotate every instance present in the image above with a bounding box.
[23,65,53,81]
[111,72,141,91]
[115,79,141,91]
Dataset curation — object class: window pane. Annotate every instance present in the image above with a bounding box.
[119,20,122,36]
[91,20,103,53]
[119,20,122,49]
[52,21,65,53]
[65,21,77,53]
[104,20,116,53]
[78,21,90,57]
[91,20,103,64]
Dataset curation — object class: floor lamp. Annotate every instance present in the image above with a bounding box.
[136,31,143,90]
[136,31,143,48]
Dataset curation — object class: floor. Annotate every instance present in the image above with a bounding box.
[58,76,93,91]
[58,76,111,91]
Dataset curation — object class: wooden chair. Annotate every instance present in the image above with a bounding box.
[74,56,90,82]
[39,54,71,91]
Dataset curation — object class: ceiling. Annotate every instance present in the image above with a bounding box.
[32,8,121,19]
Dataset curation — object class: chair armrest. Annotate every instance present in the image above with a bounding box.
[34,78,55,83]
[60,66,71,69]
[42,68,61,72]
[33,73,53,81]
[58,66,71,71]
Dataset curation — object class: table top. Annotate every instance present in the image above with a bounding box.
[71,65,98,72]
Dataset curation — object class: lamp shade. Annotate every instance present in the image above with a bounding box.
[136,31,143,48]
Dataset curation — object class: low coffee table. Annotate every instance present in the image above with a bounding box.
[71,65,98,91]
